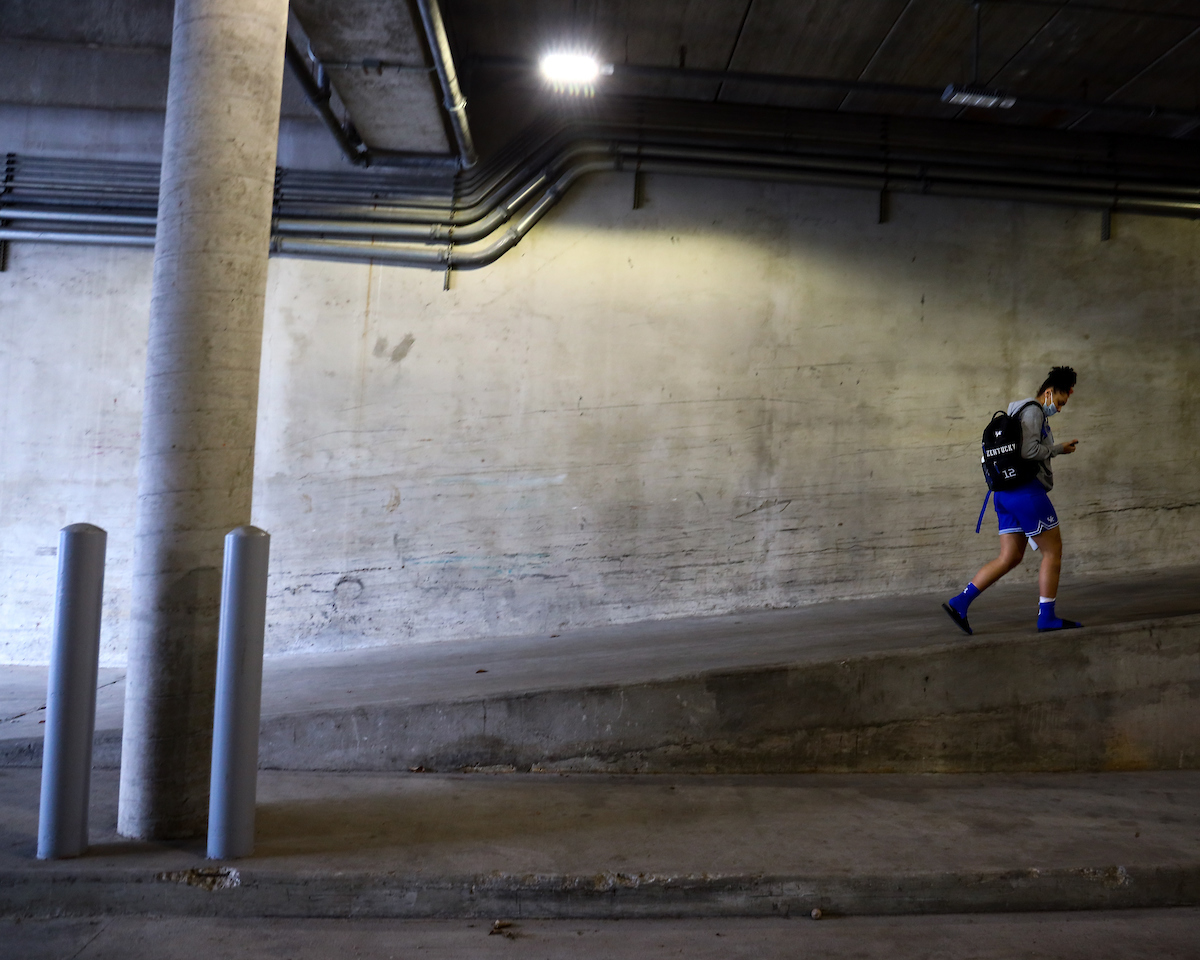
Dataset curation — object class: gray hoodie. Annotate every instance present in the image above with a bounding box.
[1007,398,1065,491]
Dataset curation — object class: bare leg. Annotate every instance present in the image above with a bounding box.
[1031,526,1062,598]
[945,533,1029,635]
[970,533,1027,592]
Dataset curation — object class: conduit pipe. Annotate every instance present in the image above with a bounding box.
[280,133,1199,234]
[0,208,158,227]
[286,0,478,169]
[272,134,1200,244]
[276,146,619,242]
[270,153,1200,270]
[415,0,478,168]
[284,36,369,167]
[272,158,616,266]
[6,118,1200,266]
[0,228,155,246]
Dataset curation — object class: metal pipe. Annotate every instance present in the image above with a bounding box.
[207,526,271,861]
[0,228,155,246]
[287,2,488,173]
[274,148,1200,269]
[276,136,1200,249]
[0,208,157,226]
[275,153,610,242]
[9,111,1200,264]
[283,36,369,167]
[273,158,616,267]
[415,0,478,168]
[276,165,553,228]
[275,122,1200,224]
[616,143,1186,198]
[38,524,107,860]
[273,140,612,234]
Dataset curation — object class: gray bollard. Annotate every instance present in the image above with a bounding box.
[207,525,270,860]
[38,523,107,860]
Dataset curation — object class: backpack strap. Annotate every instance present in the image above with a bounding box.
[1014,399,1047,451]
[975,488,992,534]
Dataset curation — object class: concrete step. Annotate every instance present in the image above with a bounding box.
[3,567,1199,774]
[2,768,1199,919]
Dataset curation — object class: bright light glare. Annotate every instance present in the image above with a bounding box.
[540,53,602,84]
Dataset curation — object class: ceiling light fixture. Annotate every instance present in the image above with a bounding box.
[943,3,1015,110]
[942,84,1016,109]
[539,53,613,90]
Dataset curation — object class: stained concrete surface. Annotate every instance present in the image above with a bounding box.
[2,767,1199,917]
[6,911,1200,960]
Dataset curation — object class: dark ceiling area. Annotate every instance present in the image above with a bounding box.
[6,0,1200,268]
[5,0,1200,159]
[444,0,1200,143]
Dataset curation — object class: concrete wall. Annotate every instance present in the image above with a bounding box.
[3,170,1199,663]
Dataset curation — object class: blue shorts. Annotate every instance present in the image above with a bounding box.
[994,481,1058,537]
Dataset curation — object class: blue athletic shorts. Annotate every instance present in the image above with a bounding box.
[993,480,1058,537]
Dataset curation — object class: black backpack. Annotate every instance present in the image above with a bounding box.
[974,401,1044,532]
[980,400,1043,491]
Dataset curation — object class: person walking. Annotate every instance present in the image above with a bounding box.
[943,366,1082,635]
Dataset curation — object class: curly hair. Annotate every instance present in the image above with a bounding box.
[1038,365,1077,395]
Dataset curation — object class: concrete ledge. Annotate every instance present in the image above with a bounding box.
[3,864,1198,920]
[3,614,1197,774]
[0,730,121,769]
[256,615,1200,774]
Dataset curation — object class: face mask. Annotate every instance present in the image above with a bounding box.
[1042,394,1058,417]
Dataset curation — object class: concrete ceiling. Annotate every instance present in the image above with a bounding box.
[288,0,451,153]
[443,0,1200,140]
[0,0,314,117]
[0,0,452,154]
[4,0,1200,166]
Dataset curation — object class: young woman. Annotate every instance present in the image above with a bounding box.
[943,365,1081,635]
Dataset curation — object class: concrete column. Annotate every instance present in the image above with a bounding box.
[118,0,289,840]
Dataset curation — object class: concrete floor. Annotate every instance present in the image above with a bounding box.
[3,767,1199,917]
[4,570,1199,919]
[8,767,1198,877]
[3,564,1198,745]
[5,911,1200,960]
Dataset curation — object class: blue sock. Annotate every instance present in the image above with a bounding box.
[948,582,981,617]
[1038,598,1081,630]
[1038,599,1059,629]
